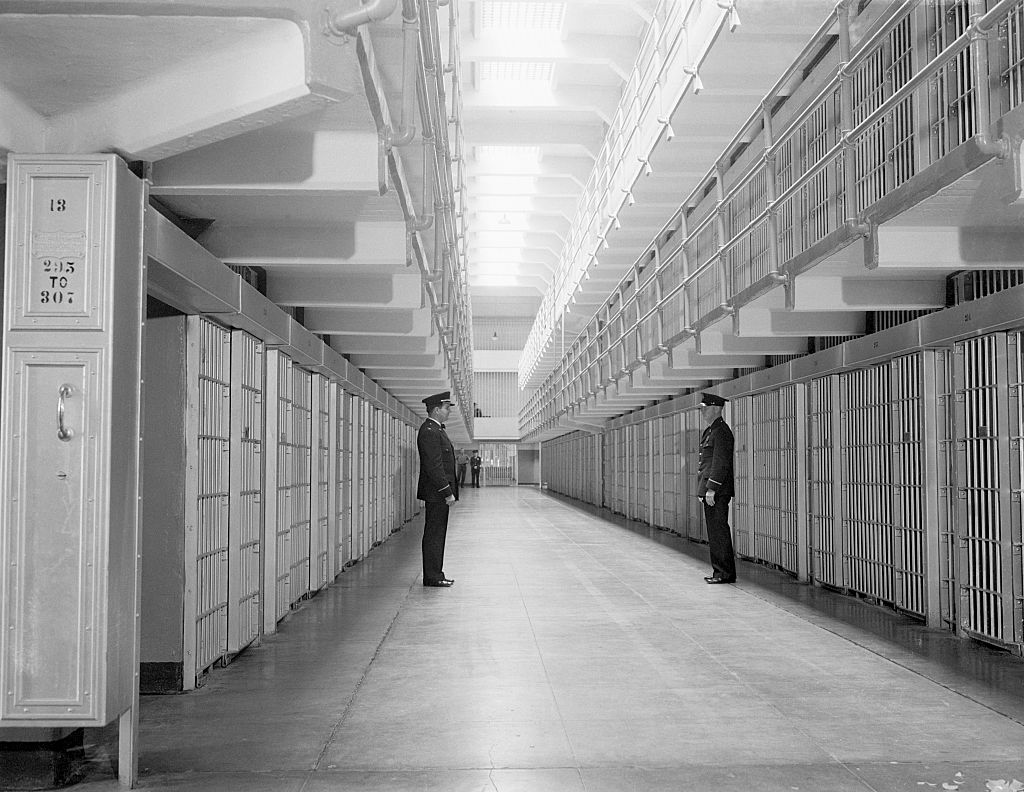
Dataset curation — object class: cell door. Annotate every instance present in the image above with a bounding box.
[952,333,1023,650]
[184,317,231,684]
[311,374,331,591]
[840,365,895,604]
[684,409,704,542]
[337,390,353,568]
[288,367,312,604]
[732,397,754,560]
[751,387,799,572]
[228,330,263,654]
[271,354,297,621]
[807,376,839,585]
[891,353,927,617]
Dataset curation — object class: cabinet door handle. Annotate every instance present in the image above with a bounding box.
[57,383,75,442]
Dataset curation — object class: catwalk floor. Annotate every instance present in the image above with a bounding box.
[72,487,1024,791]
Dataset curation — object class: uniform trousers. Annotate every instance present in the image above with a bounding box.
[422,500,450,583]
[703,497,736,581]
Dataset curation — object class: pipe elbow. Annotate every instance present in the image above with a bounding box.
[387,124,416,147]
[324,0,400,36]
[410,214,434,232]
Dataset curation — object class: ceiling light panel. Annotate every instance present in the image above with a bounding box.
[473,275,520,288]
[478,60,554,83]
[480,2,566,32]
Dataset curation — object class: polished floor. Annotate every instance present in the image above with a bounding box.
[75,487,1024,791]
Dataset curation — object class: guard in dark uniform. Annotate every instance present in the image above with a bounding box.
[697,392,736,584]
[417,391,458,587]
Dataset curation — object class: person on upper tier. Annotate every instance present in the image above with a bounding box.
[417,391,458,587]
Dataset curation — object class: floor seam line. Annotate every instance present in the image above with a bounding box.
[299,573,419,789]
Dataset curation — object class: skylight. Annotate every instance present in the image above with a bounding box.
[473,275,520,288]
[475,145,541,173]
[478,61,554,83]
[480,2,566,32]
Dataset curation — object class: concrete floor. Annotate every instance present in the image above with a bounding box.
[74,487,1024,791]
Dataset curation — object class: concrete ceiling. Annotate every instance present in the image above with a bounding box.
[3,0,1018,446]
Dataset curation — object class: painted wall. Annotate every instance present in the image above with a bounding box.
[140,314,187,667]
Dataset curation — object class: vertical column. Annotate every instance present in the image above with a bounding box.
[326,380,339,581]
[261,348,281,635]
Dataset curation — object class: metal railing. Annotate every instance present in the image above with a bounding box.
[519,0,726,386]
[521,0,1024,438]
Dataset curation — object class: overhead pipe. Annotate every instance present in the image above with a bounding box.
[324,0,399,36]
[408,135,435,232]
[386,0,421,147]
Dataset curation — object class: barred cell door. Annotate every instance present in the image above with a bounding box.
[184,317,231,686]
[891,353,927,617]
[840,365,895,605]
[684,410,704,542]
[732,397,754,560]
[652,417,665,528]
[310,374,330,591]
[751,387,799,573]
[272,354,293,621]
[808,376,840,586]
[337,390,353,568]
[952,333,1023,650]
[228,330,263,655]
[937,348,959,631]
[601,431,613,510]
[288,367,312,604]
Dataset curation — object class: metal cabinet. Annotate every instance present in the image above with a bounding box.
[1,155,144,731]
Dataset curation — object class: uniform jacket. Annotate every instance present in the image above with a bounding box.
[417,418,458,503]
[697,416,734,498]
[470,454,482,470]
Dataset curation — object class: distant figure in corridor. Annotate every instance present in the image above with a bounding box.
[697,393,736,584]
[470,450,483,488]
[456,449,469,488]
[417,391,458,587]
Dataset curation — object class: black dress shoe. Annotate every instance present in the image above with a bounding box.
[424,579,454,587]
[705,577,735,584]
